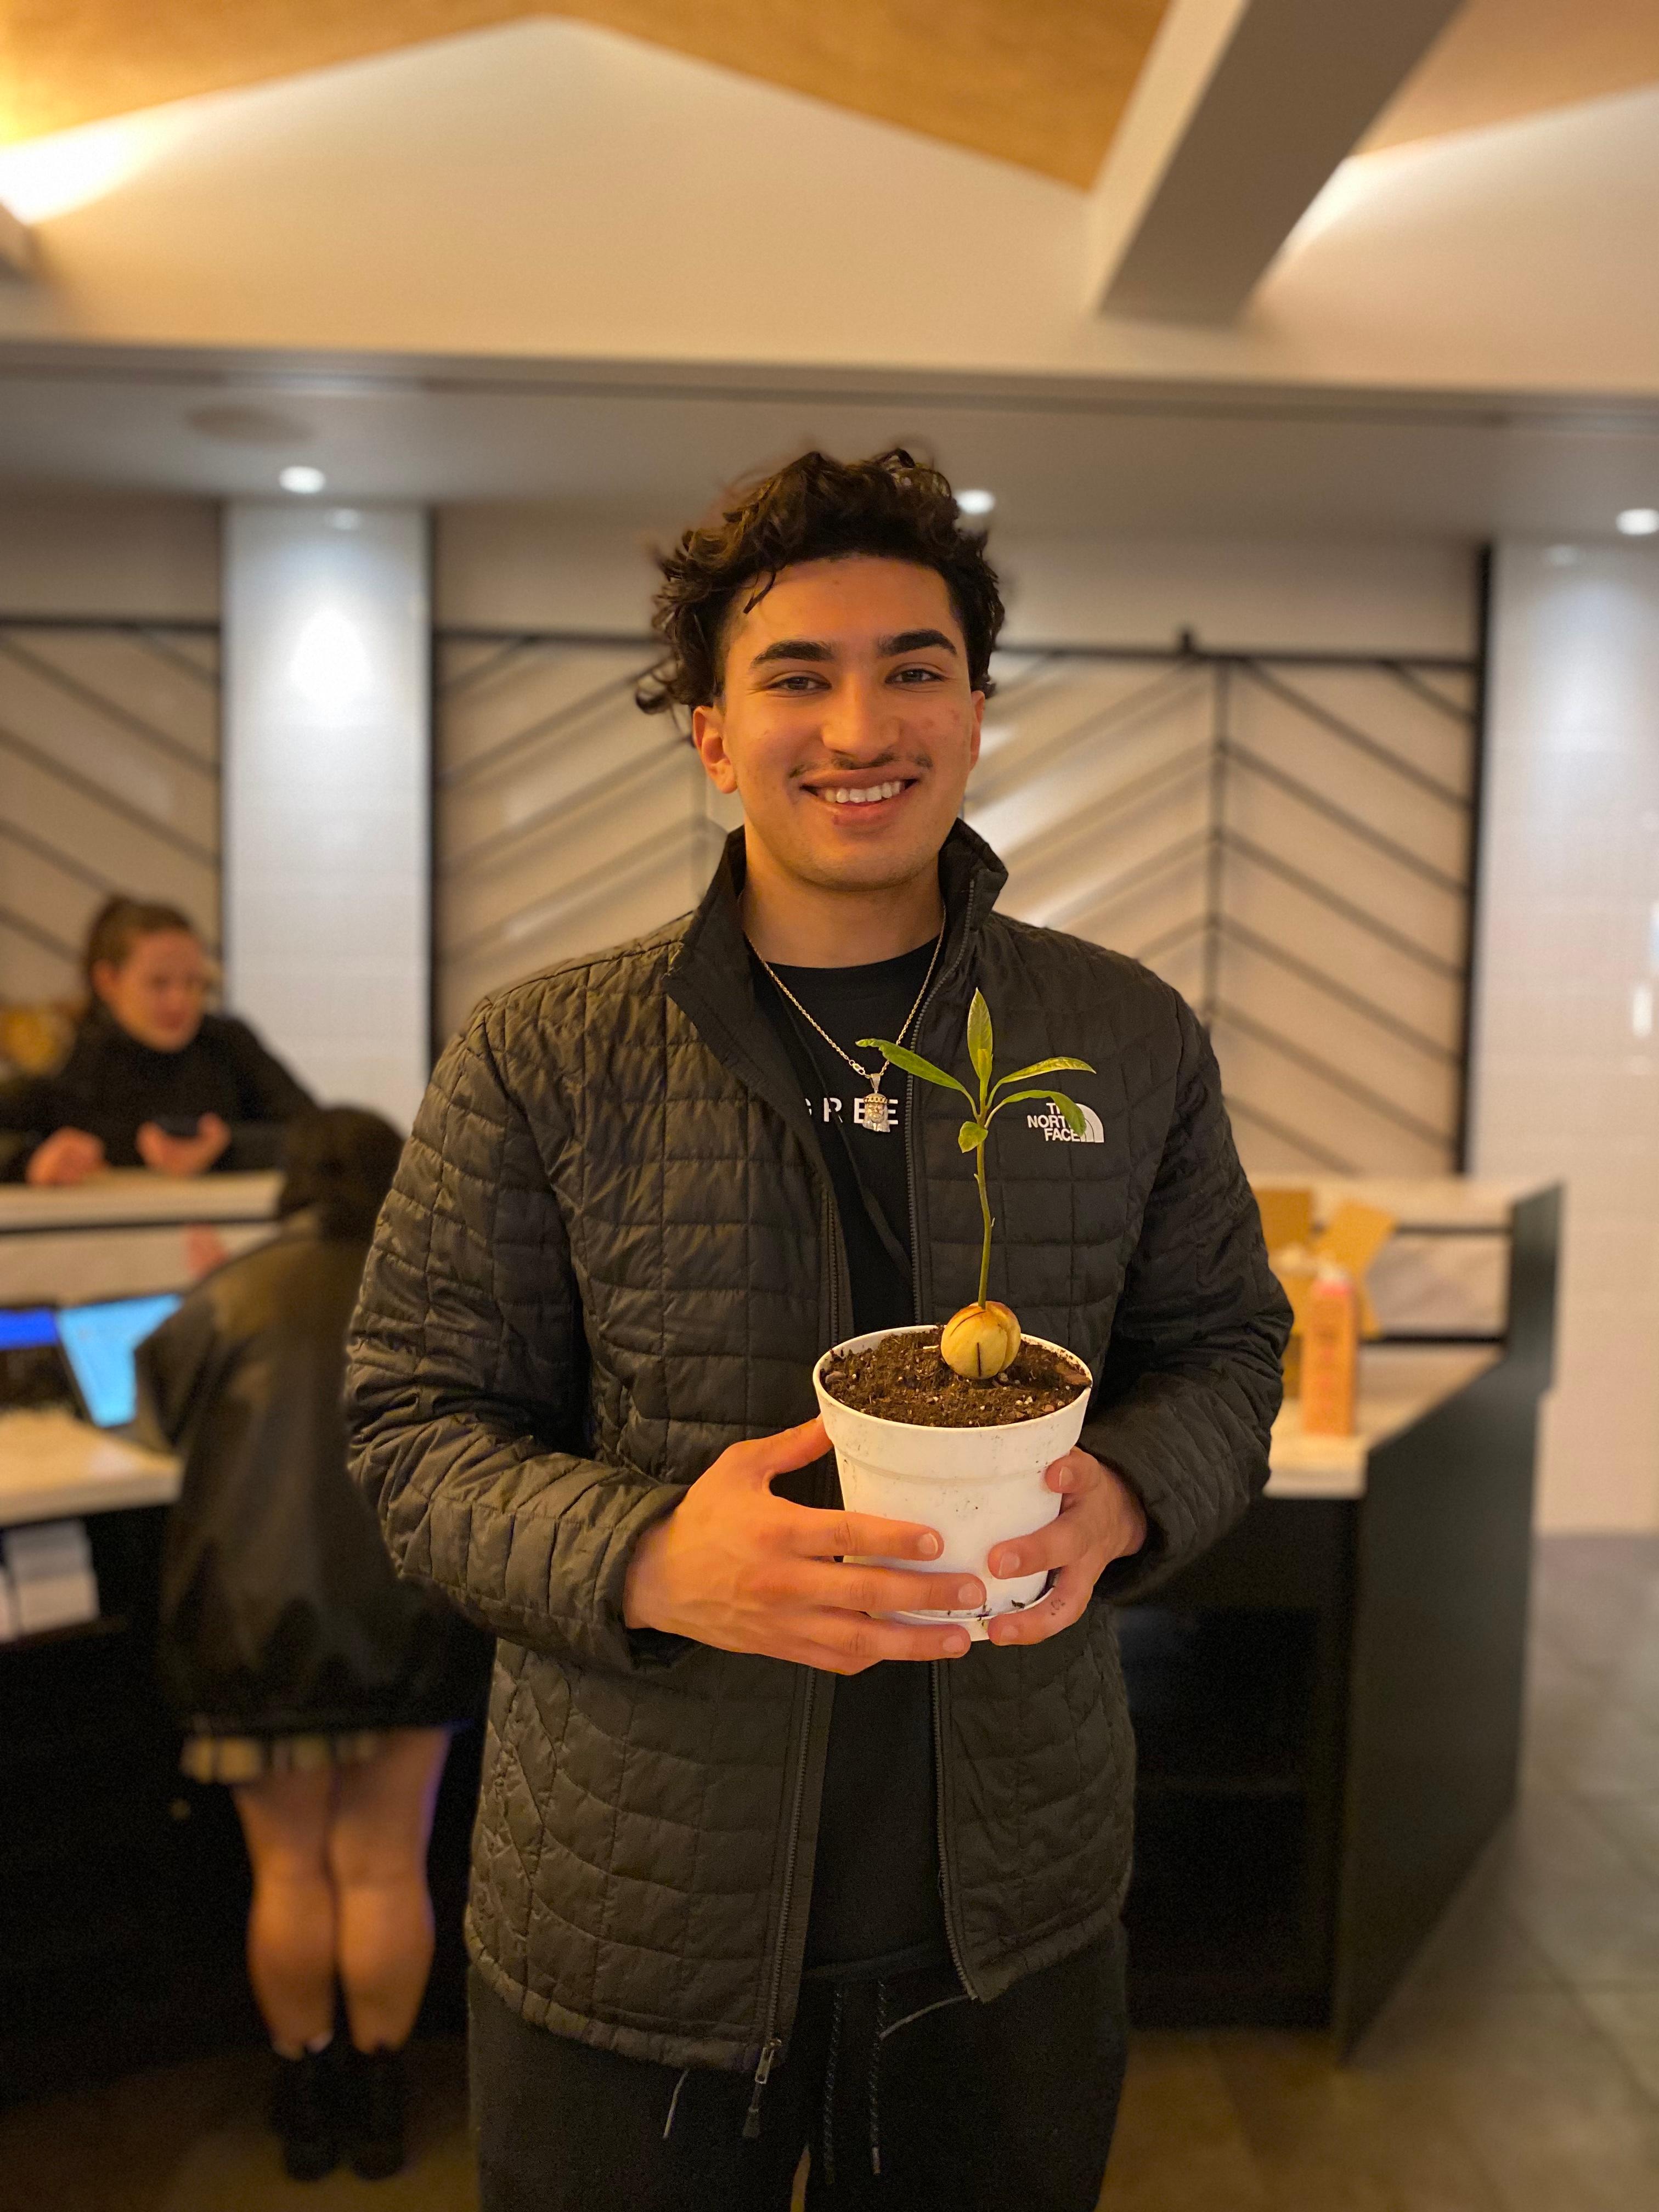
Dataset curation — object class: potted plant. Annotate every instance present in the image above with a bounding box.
[812,992,1096,1637]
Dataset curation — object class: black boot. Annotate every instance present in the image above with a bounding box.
[343,2042,407,2181]
[270,2045,338,2182]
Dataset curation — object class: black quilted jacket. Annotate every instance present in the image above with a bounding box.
[346,823,1289,2078]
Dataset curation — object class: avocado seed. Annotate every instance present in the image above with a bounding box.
[940,1301,1022,1381]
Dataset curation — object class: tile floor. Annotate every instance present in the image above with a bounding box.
[3,1536,1656,2211]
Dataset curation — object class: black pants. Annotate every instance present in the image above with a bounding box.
[470,1930,1127,2212]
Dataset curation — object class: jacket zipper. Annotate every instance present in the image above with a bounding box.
[743,1178,844,2138]
[904,986,980,2004]
[742,1704,813,2136]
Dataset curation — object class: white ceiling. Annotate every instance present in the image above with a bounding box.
[1,346,1656,541]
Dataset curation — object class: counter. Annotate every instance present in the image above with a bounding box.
[1266,1345,1502,1499]
[1122,1181,1560,2052]
[0,1409,177,1528]
[0,1170,280,1306]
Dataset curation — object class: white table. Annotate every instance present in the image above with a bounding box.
[0,1407,178,1528]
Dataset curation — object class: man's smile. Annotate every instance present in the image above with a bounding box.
[798,770,922,816]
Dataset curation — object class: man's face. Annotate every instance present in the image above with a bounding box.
[692,556,984,896]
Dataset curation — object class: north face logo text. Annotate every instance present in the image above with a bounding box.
[1028,1103,1105,1144]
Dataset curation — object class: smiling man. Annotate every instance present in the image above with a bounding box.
[347,450,1289,2210]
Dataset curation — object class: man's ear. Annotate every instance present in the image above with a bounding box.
[692,703,738,795]
[967,690,986,774]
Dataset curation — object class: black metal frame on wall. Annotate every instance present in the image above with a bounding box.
[435,615,1486,1180]
[0,615,223,1003]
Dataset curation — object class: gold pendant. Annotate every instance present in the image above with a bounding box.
[854,1090,897,1134]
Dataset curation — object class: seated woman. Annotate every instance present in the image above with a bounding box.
[0,895,313,1185]
[137,1108,490,2185]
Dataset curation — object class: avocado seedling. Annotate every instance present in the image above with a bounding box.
[860,991,1093,1380]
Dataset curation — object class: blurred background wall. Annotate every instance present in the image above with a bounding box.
[0,1,1655,1531]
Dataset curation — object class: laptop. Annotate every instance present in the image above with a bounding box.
[55,1294,183,1434]
[0,1306,65,1415]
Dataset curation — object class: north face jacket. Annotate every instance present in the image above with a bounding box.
[345,823,1289,2082]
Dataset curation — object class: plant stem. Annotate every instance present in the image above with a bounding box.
[975,1138,992,1308]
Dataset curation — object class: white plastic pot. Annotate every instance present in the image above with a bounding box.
[812,1324,1092,1640]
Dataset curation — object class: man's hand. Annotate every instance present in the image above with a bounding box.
[624,1417,983,1674]
[136,1114,230,1177]
[24,1127,106,1187]
[983,1449,1148,1647]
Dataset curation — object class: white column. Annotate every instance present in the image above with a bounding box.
[223,503,430,1128]
[1471,540,1659,1532]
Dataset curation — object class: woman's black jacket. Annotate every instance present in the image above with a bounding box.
[0,1005,314,1180]
[138,1211,489,1736]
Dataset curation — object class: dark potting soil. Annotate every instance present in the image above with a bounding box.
[821,1328,1090,1429]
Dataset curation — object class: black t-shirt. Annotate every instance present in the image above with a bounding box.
[751,940,951,1980]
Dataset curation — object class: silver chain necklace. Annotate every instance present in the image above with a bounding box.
[753,926,945,1135]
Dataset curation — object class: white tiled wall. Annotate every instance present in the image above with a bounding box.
[1472,541,1659,1532]
[223,503,430,1130]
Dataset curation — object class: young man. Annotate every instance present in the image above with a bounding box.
[347,450,1289,2210]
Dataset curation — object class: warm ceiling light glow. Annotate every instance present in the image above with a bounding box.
[956,488,996,517]
[1616,508,1659,537]
[279,465,326,495]
[0,115,164,222]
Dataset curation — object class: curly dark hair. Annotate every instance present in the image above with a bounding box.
[636,448,1005,718]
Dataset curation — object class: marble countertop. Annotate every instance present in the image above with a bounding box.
[1266,1345,1502,1500]
[1250,1176,1547,1234]
[0,1408,178,1528]
[2,1345,1504,1529]
[0,1170,281,1234]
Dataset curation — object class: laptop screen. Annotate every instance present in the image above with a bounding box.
[0,1308,58,1352]
[57,1294,183,1430]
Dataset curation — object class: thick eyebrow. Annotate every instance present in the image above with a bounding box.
[749,637,836,669]
[748,627,960,673]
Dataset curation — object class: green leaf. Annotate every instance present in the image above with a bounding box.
[958,1120,986,1153]
[966,990,994,1090]
[857,1038,975,1104]
[988,1087,1089,1136]
[990,1056,1094,1098]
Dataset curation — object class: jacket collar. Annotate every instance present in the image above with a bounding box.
[665,817,1007,1138]
[670,818,1007,1002]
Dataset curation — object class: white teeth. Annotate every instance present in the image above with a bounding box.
[822,781,904,806]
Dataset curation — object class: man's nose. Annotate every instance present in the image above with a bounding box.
[820,677,895,757]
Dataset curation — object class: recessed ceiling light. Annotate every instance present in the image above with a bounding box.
[279,464,326,495]
[1616,507,1659,536]
[955,488,996,517]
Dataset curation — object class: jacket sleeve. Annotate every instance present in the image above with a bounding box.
[1081,997,1290,1602]
[220,1018,317,1124]
[344,1008,685,1671]
[134,1290,224,1453]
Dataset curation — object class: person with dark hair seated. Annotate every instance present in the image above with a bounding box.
[137,1107,490,2185]
[0,895,313,1185]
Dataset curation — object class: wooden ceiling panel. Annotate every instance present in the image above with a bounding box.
[0,1,1173,187]
[1366,0,1659,151]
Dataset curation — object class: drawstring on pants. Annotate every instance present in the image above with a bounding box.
[867,1981,889,2177]
[820,1983,846,2187]
[662,2067,690,2143]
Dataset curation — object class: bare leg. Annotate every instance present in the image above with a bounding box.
[233,1764,338,2054]
[328,1727,450,2051]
